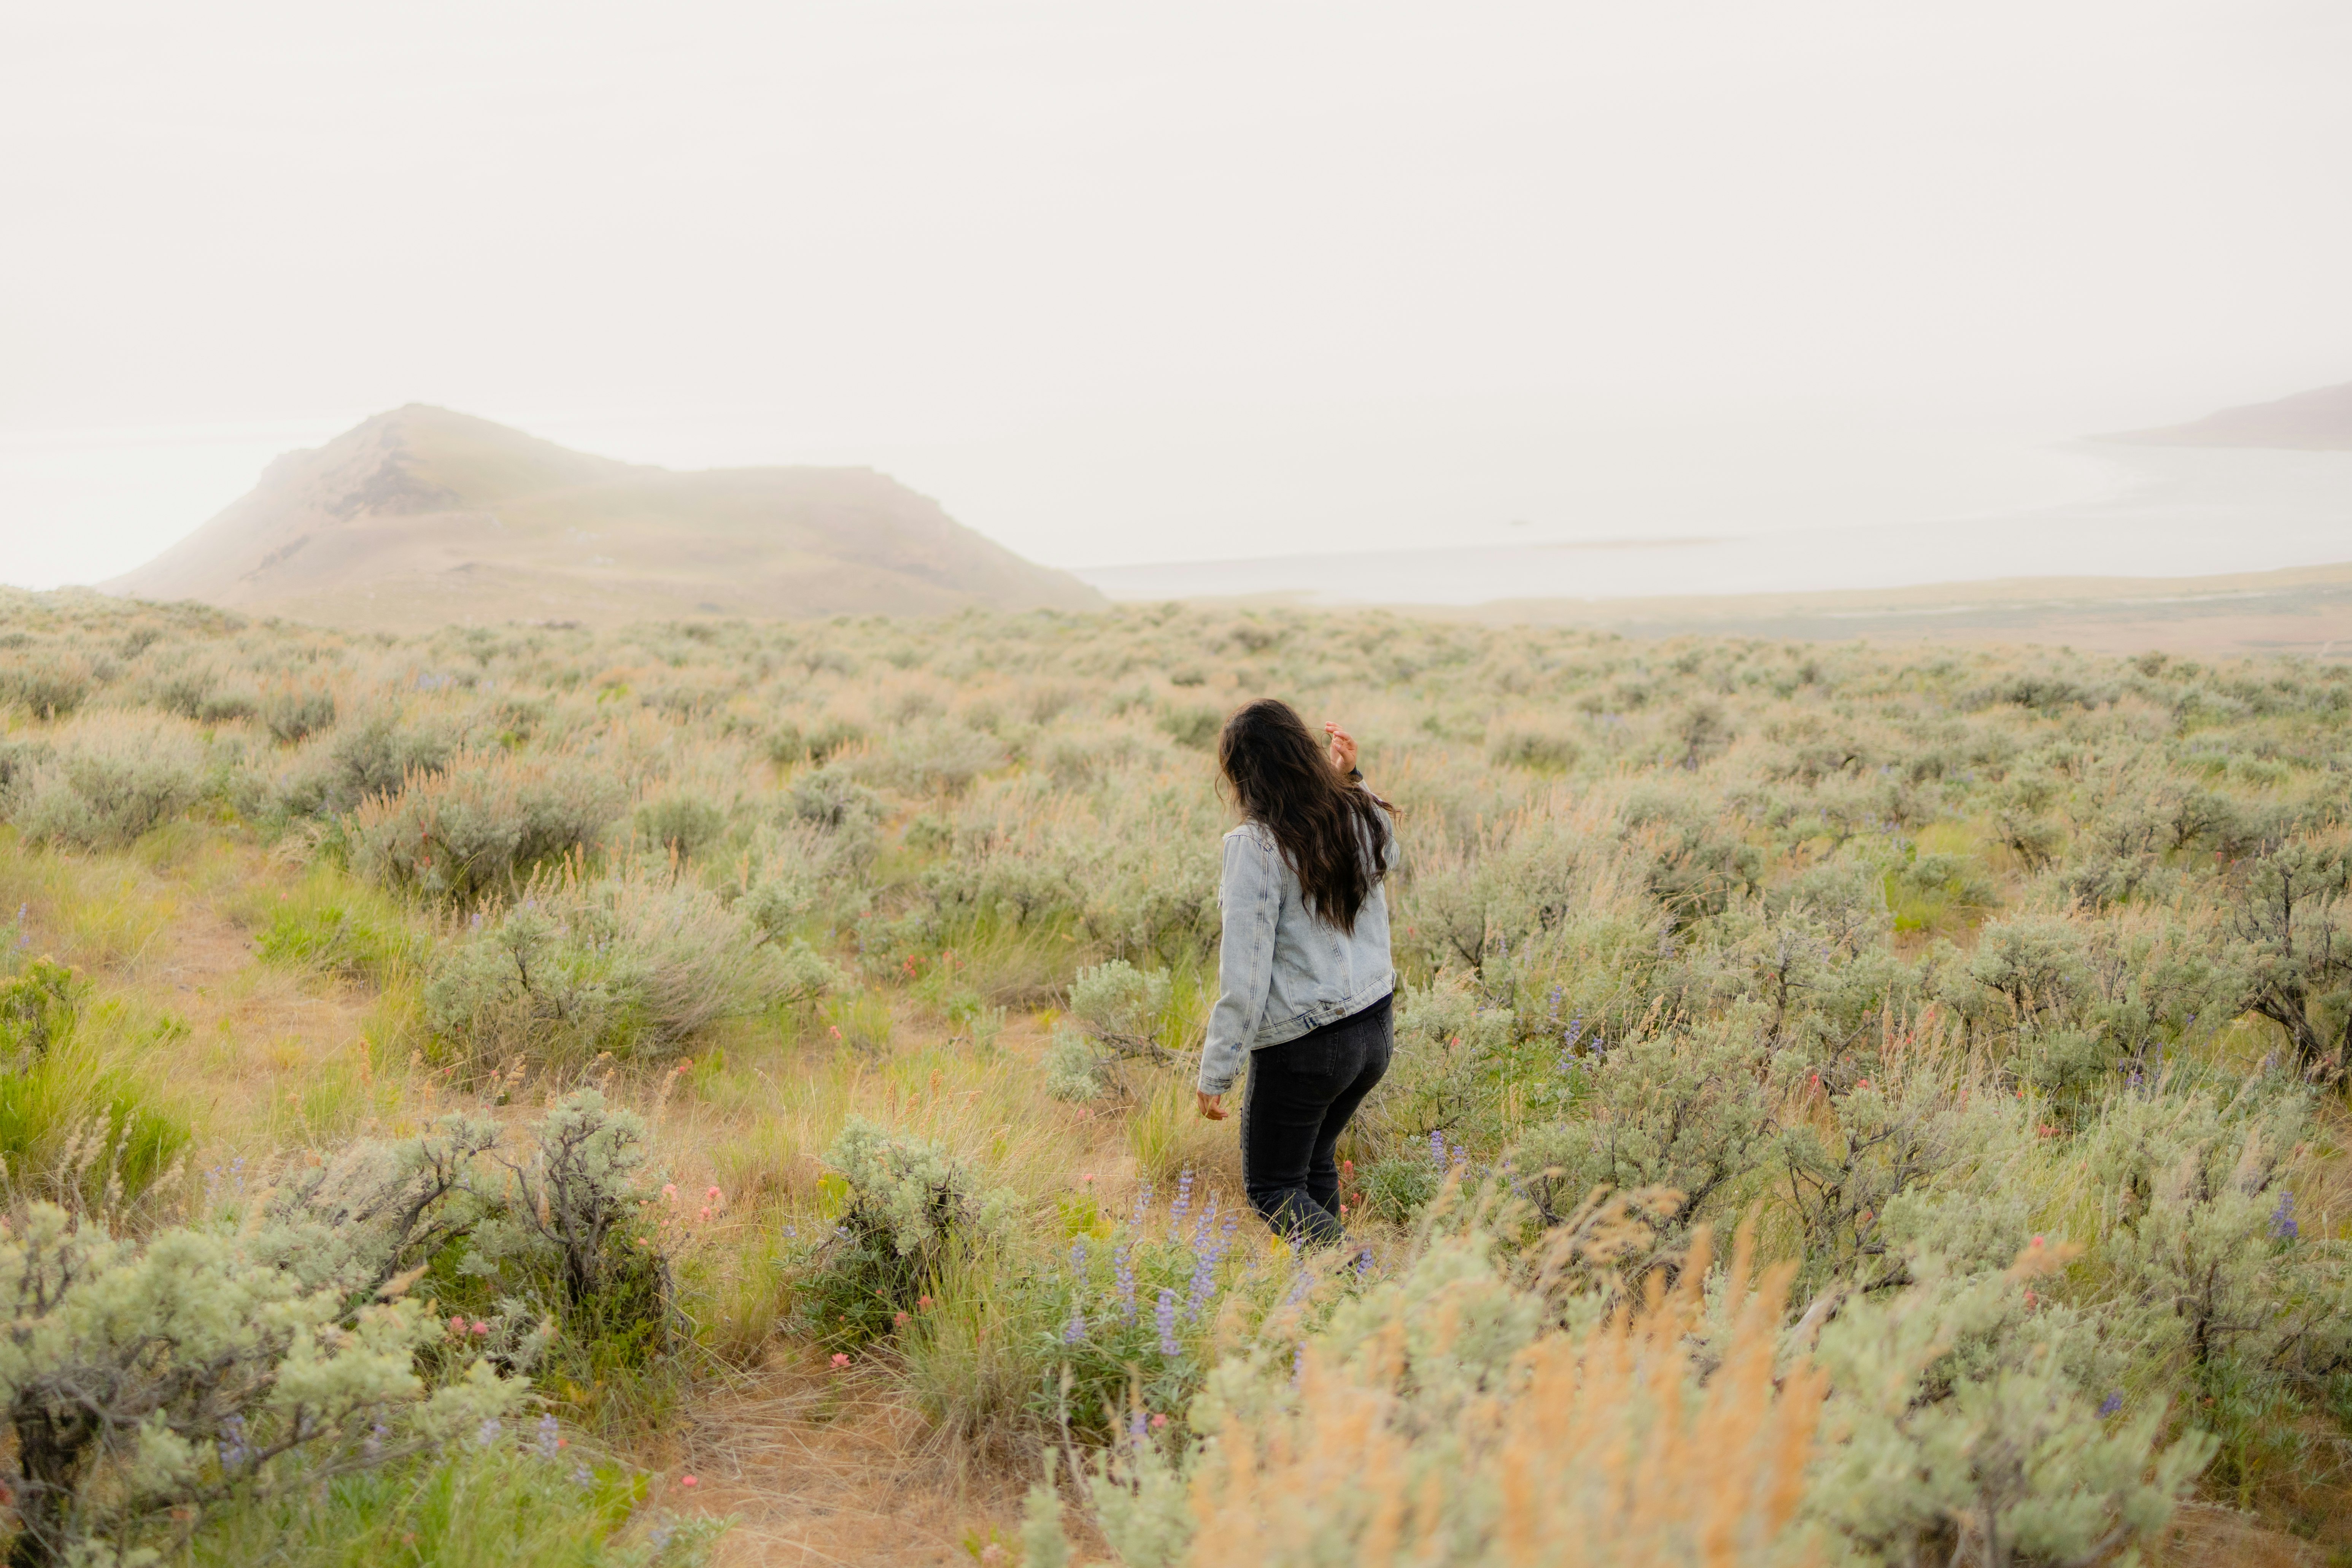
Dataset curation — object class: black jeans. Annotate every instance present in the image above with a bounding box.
[1240,993,1392,1248]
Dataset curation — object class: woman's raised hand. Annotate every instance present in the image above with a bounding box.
[1324,721,1357,777]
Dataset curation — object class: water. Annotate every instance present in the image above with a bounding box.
[1072,445,2352,605]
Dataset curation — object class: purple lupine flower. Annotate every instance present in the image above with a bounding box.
[536,1413,561,1459]
[2098,1392,2124,1418]
[1428,1129,1446,1168]
[219,1414,251,1468]
[1291,1343,1305,1386]
[1069,1238,1087,1274]
[365,1421,387,1459]
[1114,1244,1137,1320]
[572,1463,596,1490]
[1063,1303,1087,1345]
[1354,1248,1373,1280]
[1186,1253,1215,1315]
[1546,986,1563,1026]
[1171,1168,1194,1224]
[1128,1410,1149,1447]
[1156,1288,1181,1356]
[1132,1179,1155,1228]
[2271,1190,2298,1241]
[476,1415,503,1449]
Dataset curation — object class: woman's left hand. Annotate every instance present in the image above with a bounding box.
[1324,721,1357,777]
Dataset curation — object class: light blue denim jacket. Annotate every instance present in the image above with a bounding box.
[1196,804,1396,1096]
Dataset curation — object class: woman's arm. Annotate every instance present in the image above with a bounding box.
[1196,829,1279,1115]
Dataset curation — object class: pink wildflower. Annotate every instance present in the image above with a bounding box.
[830,1352,850,1369]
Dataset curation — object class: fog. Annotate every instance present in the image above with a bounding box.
[4,2,2349,592]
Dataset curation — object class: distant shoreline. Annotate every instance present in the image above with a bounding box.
[1176,560,2352,659]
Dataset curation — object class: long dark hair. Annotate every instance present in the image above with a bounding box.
[1217,699,1392,934]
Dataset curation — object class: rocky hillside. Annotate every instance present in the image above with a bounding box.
[102,405,1104,628]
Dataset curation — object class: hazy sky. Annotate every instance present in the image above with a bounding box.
[4,2,2349,588]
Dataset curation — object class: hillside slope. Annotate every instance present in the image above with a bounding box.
[2105,379,2352,450]
[102,405,1104,628]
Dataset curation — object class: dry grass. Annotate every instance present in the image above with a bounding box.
[1181,1225,1821,1568]
[666,1355,1034,1567]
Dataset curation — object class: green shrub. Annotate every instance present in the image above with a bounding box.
[264,684,339,743]
[0,1201,521,1566]
[298,712,455,813]
[10,726,205,849]
[349,750,624,902]
[798,1119,1016,1347]
[631,793,724,861]
[1156,705,1221,750]
[0,656,93,720]
[1044,959,1176,1102]
[1487,725,1579,772]
[466,1093,679,1376]
[0,956,80,1070]
[423,867,802,1071]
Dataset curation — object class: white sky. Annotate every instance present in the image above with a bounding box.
[3,1,2349,588]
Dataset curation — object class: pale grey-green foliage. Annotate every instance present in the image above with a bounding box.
[1043,1028,1109,1103]
[1020,1481,1073,1568]
[0,1203,519,1566]
[7,726,206,850]
[272,711,453,817]
[424,869,801,1066]
[346,748,624,902]
[467,1091,663,1324]
[1046,960,1176,1103]
[822,1118,1016,1258]
[1809,1252,2212,1568]
[1513,1026,1775,1238]
[912,768,1222,960]
[253,1113,503,1298]
[1358,971,1517,1149]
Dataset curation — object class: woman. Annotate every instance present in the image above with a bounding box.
[1196,698,1395,1246]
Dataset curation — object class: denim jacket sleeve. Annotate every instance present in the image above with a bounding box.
[1197,826,1279,1095]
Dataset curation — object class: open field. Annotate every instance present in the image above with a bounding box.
[1165,561,2352,660]
[1460,560,2352,658]
[0,585,2349,1565]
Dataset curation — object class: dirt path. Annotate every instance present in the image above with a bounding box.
[667,1359,1030,1567]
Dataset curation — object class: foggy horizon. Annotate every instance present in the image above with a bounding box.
[5,2,2350,594]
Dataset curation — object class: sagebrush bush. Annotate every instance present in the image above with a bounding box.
[0,1202,521,1566]
[799,1118,1018,1346]
[424,865,820,1070]
[7,721,207,849]
[349,748,625,901]
[0,655,93,721]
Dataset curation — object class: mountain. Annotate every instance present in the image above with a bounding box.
[2102,380,2352,451]
[102,405,1104,628]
